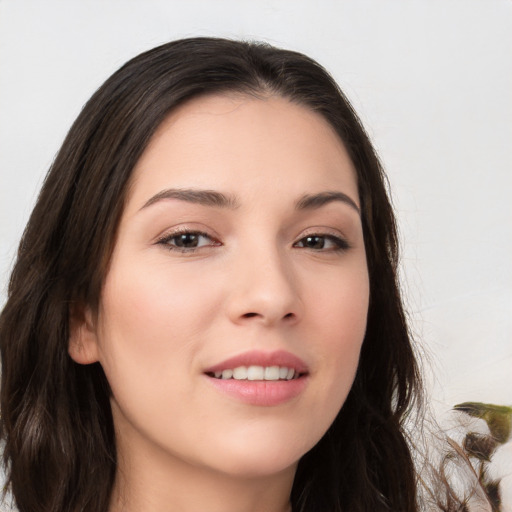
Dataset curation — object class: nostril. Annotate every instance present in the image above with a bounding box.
[238,311,297,322]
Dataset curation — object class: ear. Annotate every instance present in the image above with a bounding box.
[68,302,100,365]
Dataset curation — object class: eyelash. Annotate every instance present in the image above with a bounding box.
[293,233,350,252]
[156,229,350,253]
[156,229,220,253]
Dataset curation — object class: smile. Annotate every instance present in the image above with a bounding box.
[207,365,302,381]
[203,350,309,406]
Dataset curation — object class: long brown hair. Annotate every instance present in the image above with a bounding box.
[1,37,422,511]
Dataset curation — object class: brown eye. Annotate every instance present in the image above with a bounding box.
[302,236,326,249]
[294,234,349,251]
[174,233,202,248]
[157,231,218,252]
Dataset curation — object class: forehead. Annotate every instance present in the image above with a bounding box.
[127,94,359,212]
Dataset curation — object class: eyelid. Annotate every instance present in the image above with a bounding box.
[153,222,220,243]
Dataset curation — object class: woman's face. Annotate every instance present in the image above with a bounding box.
[74,94,369,479]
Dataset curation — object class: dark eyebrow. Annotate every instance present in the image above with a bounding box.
[140,188,240,210]
[295,191,360,215]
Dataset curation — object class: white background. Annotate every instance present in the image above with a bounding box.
[0,0,510,435]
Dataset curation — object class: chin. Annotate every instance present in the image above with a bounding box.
[211,451,300,480]
[202,427,317,479]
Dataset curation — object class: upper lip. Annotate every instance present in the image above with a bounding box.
[204,350,309,374]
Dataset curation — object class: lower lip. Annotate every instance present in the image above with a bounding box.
[205,376,308,406]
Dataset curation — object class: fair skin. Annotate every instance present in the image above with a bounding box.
[70,94,369,512]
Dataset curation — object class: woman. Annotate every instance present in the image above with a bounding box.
[0,37,448,512]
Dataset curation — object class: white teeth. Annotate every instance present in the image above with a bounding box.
[264,366,280,380]
[211,365,300,381]
[247,365,264,380]
[221,369,233,379]
[233,366,248,380]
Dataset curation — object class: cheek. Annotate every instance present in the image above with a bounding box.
[307,261,369,348]
[299,261,369,425]
[93,260,230,456]
[95,260,222,394]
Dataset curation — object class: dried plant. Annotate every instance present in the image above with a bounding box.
[452,402,512,511]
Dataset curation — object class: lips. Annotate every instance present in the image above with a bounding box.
[203,350,309,406]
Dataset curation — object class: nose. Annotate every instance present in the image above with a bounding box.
[225,246,303,327]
